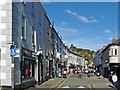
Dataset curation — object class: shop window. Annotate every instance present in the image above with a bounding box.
[21,59,35,80]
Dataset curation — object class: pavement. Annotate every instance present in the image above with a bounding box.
[27,74,72,90]
[110,80,120,90]
[87,75,115,89]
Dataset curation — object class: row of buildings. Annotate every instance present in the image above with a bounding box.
[0,0,87,89]
[94,39,120,79]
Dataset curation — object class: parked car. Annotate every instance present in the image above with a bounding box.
[89,70,94,76]
[84,69,88,74]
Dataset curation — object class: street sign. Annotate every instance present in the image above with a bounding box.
[10,44,16,56]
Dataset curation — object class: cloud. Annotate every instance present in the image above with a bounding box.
[104,29,118,39]
[91,19,98,23]
[61,22,67,26]
[65,10,78,16]
[65,10,98,23]
[104,29,113,33]
[56,27,78,33]
[78,16,89,23]
[41,0,52,2]
[107,37,113,41]
[55,26,79,39]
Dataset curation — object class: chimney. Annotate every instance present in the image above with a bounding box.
[112,38,118,43]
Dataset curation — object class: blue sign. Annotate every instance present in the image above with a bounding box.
[10,44,16,56]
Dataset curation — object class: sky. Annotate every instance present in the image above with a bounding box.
[41,2,118,51]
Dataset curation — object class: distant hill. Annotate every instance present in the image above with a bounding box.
[69,44,95,65]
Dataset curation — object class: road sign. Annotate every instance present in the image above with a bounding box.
[10,44,16,56]
[14,49,20,57]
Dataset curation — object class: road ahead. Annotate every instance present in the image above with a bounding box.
[57,74,116,90]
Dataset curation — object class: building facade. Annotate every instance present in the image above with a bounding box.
[0,1,47,89]
[100,42,120,78]
[0,0,85,89]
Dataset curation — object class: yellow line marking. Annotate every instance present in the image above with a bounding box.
[57,74,72,88]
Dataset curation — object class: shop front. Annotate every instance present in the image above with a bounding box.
[20,47,36,89]
[102,63,110,78]
[110,63,120,76]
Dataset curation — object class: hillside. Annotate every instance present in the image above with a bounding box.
[69,44,95,65]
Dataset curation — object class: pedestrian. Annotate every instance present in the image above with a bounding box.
[58,68,61,78]
[72,69,75,75]
[87,71,90,78]
[78,69,83,79]
[112,73,118,87]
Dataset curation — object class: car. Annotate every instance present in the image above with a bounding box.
[89,70,94,76]
[84,69,88,74]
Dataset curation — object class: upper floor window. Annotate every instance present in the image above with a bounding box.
[32,26,34,46]
[21,0,26,4]
[109,48,118,56]
[32,2,35,18]
[21,12,27,40]
[39,12,42,25]
[115,49,118,55]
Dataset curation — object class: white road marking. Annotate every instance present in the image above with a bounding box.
[61,86,70,88]
[77,86,85,88]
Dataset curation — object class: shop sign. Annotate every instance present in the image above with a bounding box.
[21,47,35,57]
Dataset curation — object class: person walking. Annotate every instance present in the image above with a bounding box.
[78,69,83,79]
[112,73,118,87]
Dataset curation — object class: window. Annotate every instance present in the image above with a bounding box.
[32,2,35,18]
[21,59,35,80]
[32,27,34,45]
[21,12,27,40]
[109,48,118,56]
[39,12,42,25]
[21,0,26,4]
[115,49,118,55]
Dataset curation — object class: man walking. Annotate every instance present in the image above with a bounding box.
[112,73,118,88]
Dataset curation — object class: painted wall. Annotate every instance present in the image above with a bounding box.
[0,0,12,86]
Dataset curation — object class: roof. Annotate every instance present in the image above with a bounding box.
[101,41,120,53]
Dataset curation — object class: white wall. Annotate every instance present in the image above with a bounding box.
[0,0,12,86]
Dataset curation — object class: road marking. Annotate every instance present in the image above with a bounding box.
[57,74,72,88]
[61,86,70,88]
[77,86,85,88]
